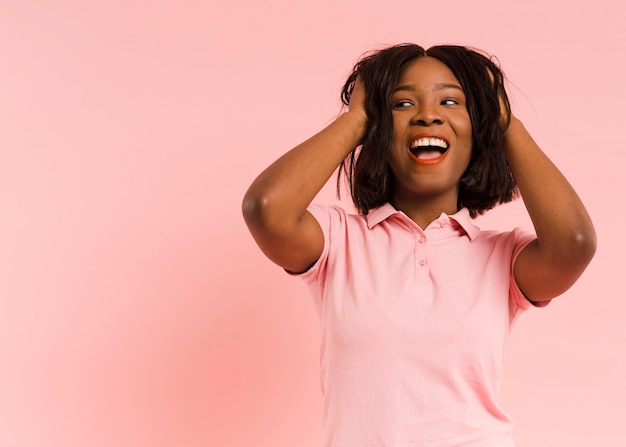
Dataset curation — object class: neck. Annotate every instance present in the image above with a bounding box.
[390,195,459,229]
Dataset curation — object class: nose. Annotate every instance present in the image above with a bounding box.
[410,103,443,126]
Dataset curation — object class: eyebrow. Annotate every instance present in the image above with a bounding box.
[393,83,464,93]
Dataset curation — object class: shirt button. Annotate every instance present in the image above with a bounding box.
[419,259,426,266]
[418,236,426,244]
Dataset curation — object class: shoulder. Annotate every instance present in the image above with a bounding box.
[475,226,536,249]
[307,203,349,221]
[307,203,369,233]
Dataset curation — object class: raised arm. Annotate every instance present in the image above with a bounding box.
[242,82,367,273]
[504,117,596,302]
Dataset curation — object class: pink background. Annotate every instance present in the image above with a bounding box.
[1,1,624,446]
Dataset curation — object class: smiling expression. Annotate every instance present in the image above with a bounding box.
[388,56,473,213]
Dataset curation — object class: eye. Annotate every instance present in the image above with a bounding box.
[441,98,460,106]
[393,100,414,109]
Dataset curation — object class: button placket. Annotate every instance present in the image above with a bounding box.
[414,231,430,283]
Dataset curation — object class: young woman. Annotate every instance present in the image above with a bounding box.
[242,44,596,447]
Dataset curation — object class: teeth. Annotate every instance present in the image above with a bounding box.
[411,137,448,149]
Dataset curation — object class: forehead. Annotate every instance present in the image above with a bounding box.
[396,56,462,90]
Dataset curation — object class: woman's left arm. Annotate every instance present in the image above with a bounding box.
[503,117,597,303]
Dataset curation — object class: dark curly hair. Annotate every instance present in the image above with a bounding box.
[338,43,517,217]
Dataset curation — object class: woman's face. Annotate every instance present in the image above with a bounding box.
[388,56,473,212]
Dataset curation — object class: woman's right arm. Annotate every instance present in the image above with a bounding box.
[242,82,367,273]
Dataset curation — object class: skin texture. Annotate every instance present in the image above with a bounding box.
[502,117,596,302]
[388,57,473,229]
[241,81,366,274]
[242,55,596,302]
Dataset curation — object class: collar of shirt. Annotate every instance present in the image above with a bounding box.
[365,203,481,241]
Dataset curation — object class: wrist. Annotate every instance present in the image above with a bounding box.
[503,116,523,141]
[343,109,367,125]
[339,110,368,139]
[507,115,522,131]
[502,117,532,157]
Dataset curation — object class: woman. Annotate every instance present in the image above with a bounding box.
[242,44,596,447]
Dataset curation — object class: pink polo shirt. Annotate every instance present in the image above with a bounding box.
[296,203,547,447]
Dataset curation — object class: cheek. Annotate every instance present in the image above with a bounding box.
[453,116,473,149]
[461,114,473,140]
[454,118,473,168]
[391,123,403,145]
[388,147,402,172]
[390,132,407,162]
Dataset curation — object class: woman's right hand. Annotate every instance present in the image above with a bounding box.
[242,77,369,273]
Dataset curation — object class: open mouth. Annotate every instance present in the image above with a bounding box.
[408,137,449,163]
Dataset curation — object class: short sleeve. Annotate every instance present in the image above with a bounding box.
[509,227,551,319]
[287,203,343,286]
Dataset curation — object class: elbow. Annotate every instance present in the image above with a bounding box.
[242,188,268,229]
[555,224,597,270]
[241,187,289,235]
[573,227,597,265]
[541,224,597,270]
